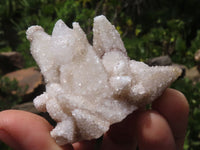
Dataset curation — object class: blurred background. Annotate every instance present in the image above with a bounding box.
[0,0,200,149]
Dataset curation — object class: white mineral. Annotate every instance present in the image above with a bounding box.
[26,15,182,145]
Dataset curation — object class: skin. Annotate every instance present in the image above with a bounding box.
[0,88,189,150]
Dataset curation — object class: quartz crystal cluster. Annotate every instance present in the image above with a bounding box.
[26,15,181,145]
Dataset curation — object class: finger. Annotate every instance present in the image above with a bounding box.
[72,140,96,150]
[152,88,189,149]
[136,110,176,150]
[101,112,138,150]
[0,110,63,150]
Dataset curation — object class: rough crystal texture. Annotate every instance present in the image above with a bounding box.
[26,15,182,145]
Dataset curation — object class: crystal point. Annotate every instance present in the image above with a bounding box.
[26,15,182,145]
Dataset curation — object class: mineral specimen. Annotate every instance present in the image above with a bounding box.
[26,15,181,145]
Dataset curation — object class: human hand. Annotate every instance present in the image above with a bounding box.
[0,88,189,150]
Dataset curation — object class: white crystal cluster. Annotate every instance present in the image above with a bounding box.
[26,15,181,145]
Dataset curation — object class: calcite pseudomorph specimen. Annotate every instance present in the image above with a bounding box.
[26,15,181,145]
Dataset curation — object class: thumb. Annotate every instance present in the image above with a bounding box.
[0,110,62,150]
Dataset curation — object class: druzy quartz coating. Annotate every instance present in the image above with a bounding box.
[26,15,181,145]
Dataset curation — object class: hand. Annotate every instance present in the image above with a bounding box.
[0,88,189,150]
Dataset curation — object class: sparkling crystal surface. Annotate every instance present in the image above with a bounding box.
[26,15,182,145]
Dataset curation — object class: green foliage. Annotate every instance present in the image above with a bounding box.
[1,0,200,67]
[0,0,147,67]
[0,142,12,150]
[124,20,184,61]
[124,18,198,68]
[0,77,27,111]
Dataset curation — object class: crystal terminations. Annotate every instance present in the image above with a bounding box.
[26,15,181,145]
